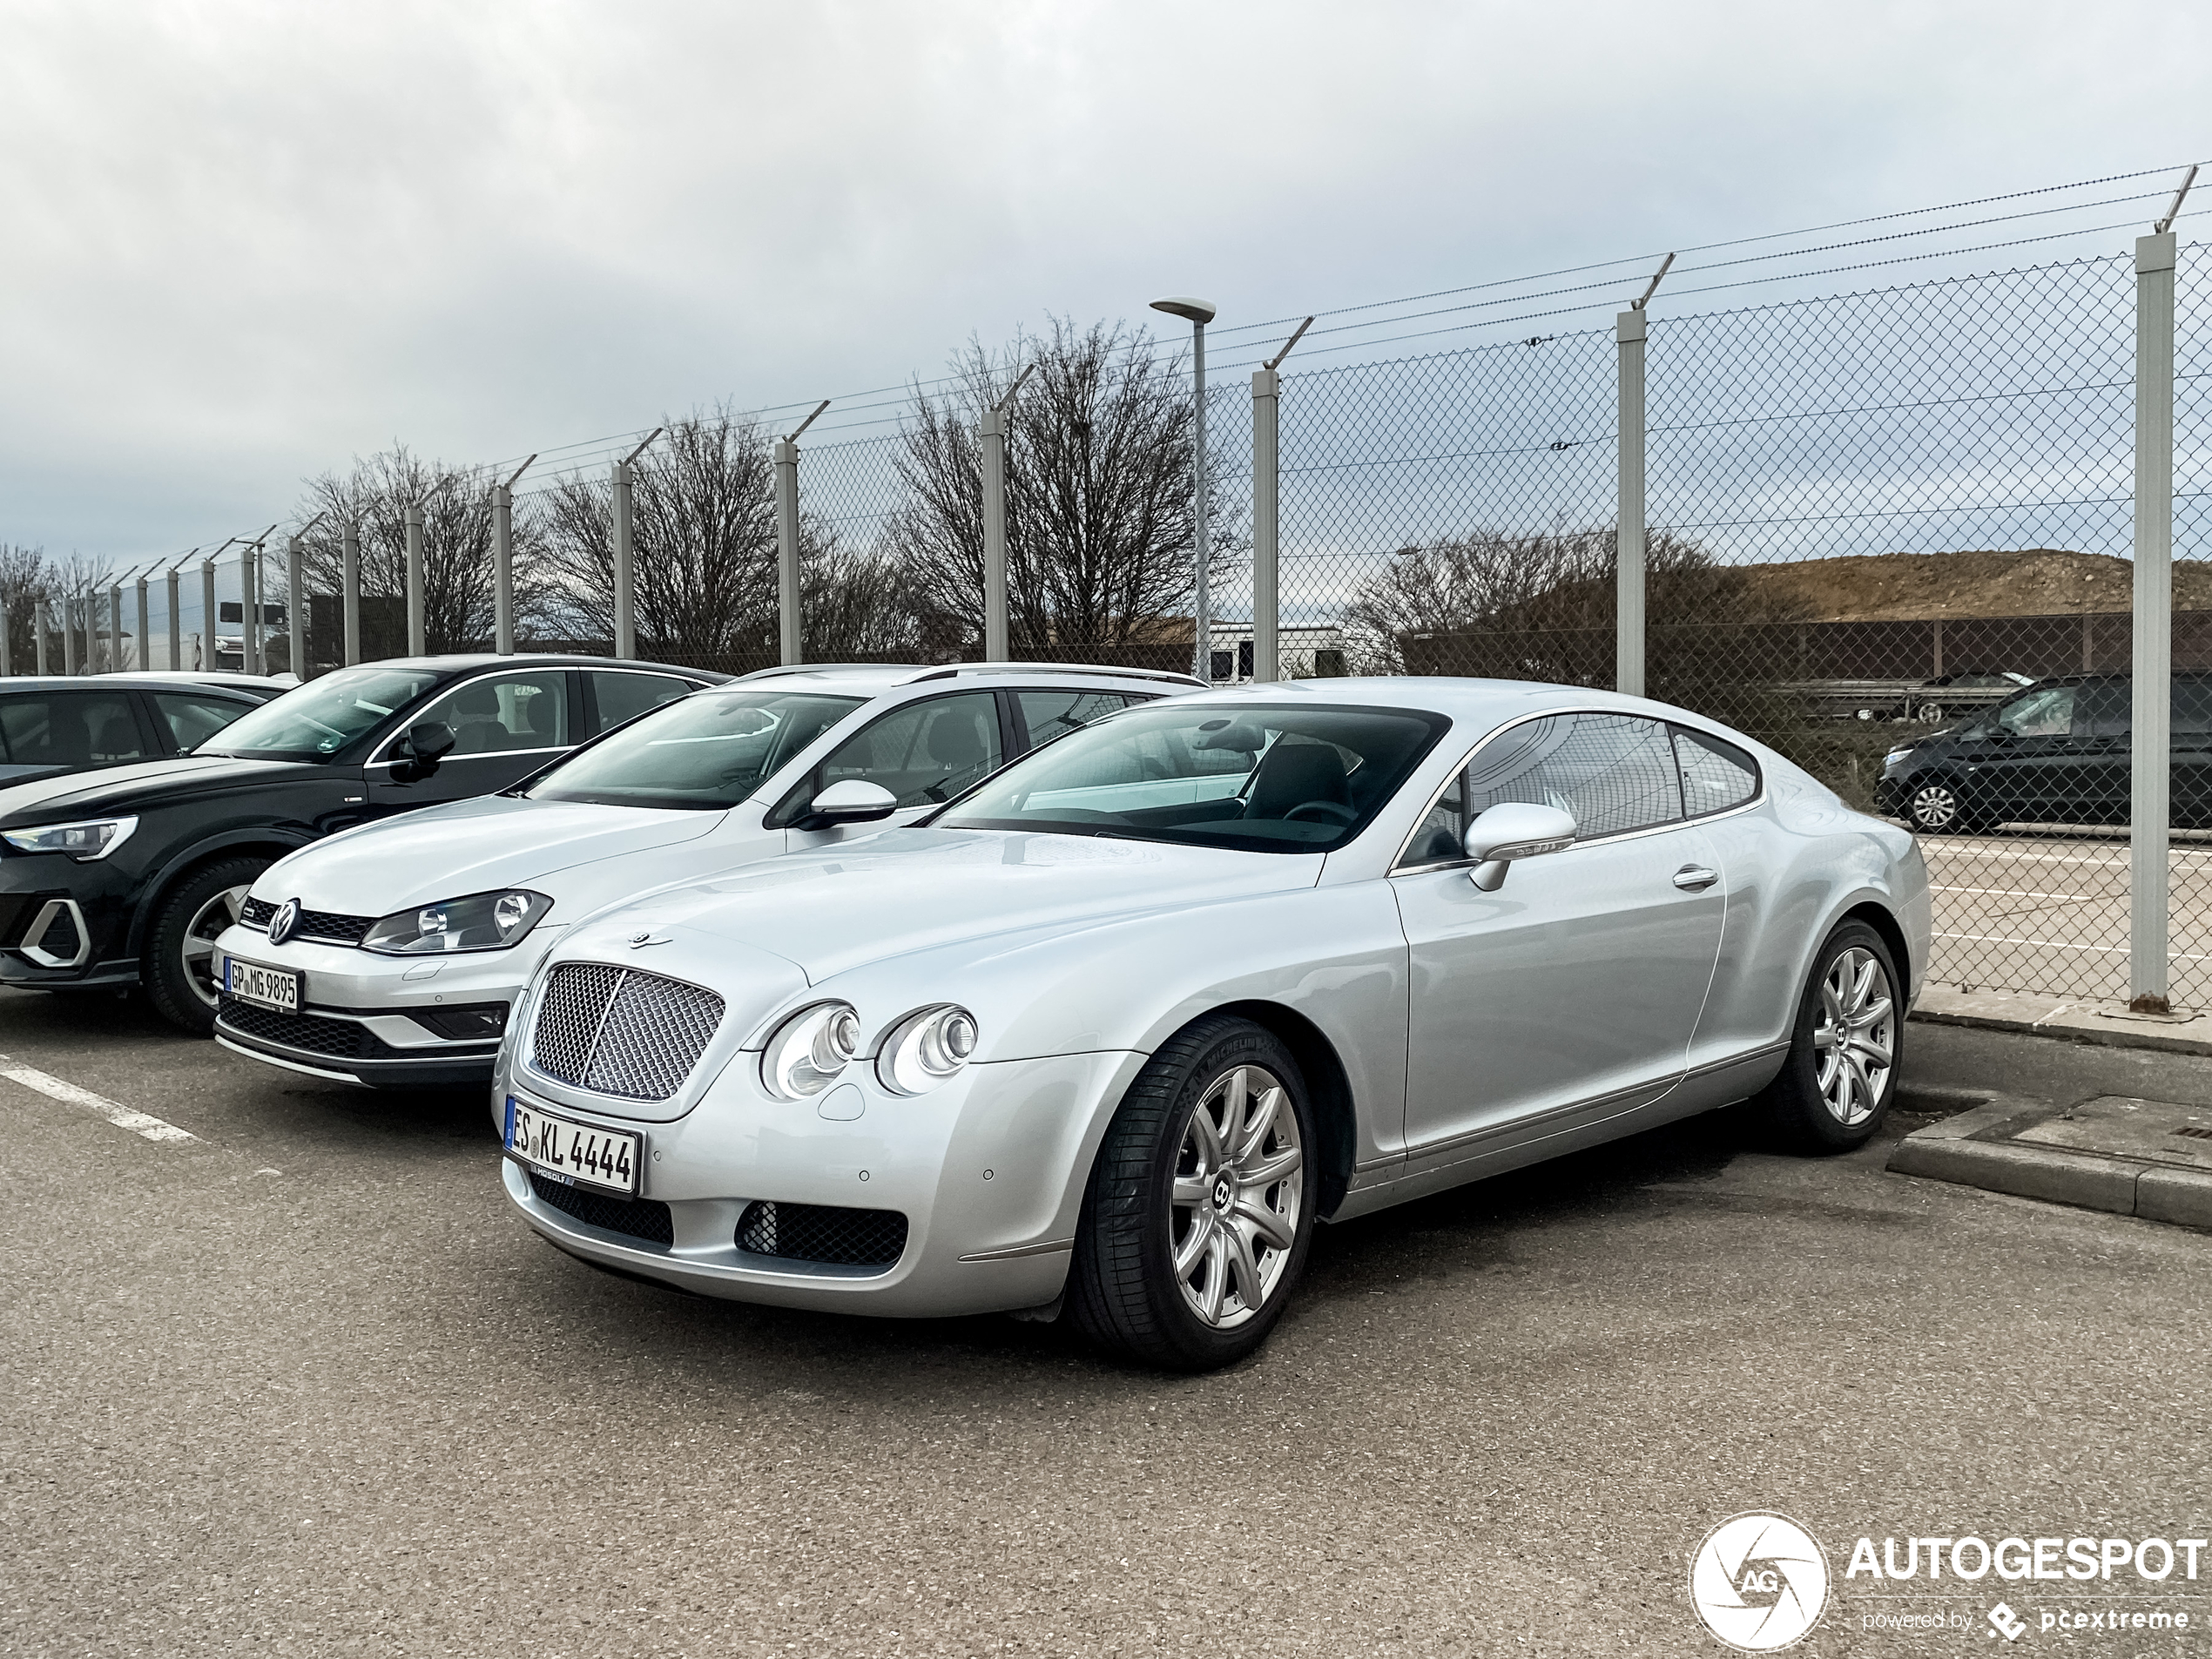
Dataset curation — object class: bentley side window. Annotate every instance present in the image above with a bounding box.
[1464,713,1683,840]
[1672,728,1759,816]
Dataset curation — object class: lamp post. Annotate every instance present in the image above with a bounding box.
[1150,295,1219,682]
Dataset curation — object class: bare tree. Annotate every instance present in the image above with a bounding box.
[538,408,780,663]
[0,546,57,671]
[1340,527,1762,677]
[290,446,541,659]
[887,319,1200,659]
[537,406,927,669]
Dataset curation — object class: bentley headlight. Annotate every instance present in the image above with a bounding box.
[876,1004,979,1096]
[762,1001,861,1099]
[361,889,553,954]
[2,815,138,860]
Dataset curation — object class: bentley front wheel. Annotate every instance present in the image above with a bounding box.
[1069,1016,1317,1371]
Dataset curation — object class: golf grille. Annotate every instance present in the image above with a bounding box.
[218,998,407,1061]
[736,1201,908,1271]
[528,1171,674,1247]
[528,962,724,1102]
[239,896,375,945]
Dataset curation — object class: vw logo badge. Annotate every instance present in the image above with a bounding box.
[266,898,302,947]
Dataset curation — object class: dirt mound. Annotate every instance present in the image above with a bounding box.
[1730,550,2212,623]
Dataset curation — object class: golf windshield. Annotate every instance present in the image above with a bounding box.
[197,666,442,759]
[931,702,1449,853]
[526,689,864,810]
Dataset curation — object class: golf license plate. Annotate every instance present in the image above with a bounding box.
[224,958,299,1013]
[504,1097,641,1197]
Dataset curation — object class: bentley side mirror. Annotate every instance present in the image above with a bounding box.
[391,719,456,781]
[1464,802,1576,892]
[798,779,900,831]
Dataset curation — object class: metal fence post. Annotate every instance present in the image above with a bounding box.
[287,536,305,677]
[200,558,218,671]
[341,524,361,665]
[36,599,49,675]
[1251,367,1281,682]
[2130,228,2178,1012]
[62,596,77,676]
[494,484,516,655]
[165,563,181,670]
[404,505,425,657]
[774,437,801,665]
[242,543,261,675]
[107,582,124,673]
[1615,307,1649,698]
[0,597,10,677]
[980,408,1009,661]
[612,458,637,660]
[135,570,149,671]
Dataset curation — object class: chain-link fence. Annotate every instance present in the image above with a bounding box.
[1266,240,2203,1010]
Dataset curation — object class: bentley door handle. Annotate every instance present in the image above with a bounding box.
[1672,866,1720,892]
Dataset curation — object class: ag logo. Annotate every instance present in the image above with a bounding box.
[266,898,302,947]
[1689,1513,1830,1651]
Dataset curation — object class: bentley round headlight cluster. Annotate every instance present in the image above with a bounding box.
[876,1004,979,1096]
[761,1001,863,1099]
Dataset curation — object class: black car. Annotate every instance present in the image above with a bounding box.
[0,656,723,1032]
[1876,671,2212,833]
[0,673,288,788]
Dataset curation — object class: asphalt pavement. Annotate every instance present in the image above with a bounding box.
[3,988,2209,1657]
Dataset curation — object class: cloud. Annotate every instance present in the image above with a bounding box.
[0,0,2204,556]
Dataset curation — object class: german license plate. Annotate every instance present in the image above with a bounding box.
[503,1097,641,1197]
[224,958,299,1012]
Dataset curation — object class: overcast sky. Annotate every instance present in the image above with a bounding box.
[2,0,2205,564]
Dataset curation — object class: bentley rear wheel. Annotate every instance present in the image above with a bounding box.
[1754,921,1901,1153]
[1069,1015,1317,1371]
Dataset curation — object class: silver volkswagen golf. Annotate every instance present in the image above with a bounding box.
[492,678,1930,1372]
[212,663,1195,1088]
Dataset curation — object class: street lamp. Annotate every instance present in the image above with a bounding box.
[1150,294,1218,681]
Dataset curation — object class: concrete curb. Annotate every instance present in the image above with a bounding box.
[1909,986,2212,1056]
[1886,1090,2212,1227]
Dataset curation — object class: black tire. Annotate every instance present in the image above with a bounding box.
[1068,1015,1318,1372]
[1753,921,1902,1154]
[145,856,270,1035]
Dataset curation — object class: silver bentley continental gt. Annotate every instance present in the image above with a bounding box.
[491,678,1930,1371]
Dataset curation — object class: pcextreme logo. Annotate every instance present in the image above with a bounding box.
[1689,1513,1831,1652]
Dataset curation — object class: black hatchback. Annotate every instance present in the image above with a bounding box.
[0,655,722,1032]
[1876,671,2212,833]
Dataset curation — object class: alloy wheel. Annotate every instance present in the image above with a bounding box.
[181,883,252,1009]
[1812,946,1894,1127]
[1167,1063,1304,1329]
[1907,781,1959,832]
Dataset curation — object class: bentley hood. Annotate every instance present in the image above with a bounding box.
[267,794,728,912]
[550,827,1325,992]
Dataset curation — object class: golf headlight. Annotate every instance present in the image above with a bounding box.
[876,1004,979,1096]
[762,1001,861,1100]
[2,815,138,860]
[362,889,553,954]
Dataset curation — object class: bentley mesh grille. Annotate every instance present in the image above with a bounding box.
[528,962,724,1102]
[528,1171,673,1247]
[736,1201,908,1271]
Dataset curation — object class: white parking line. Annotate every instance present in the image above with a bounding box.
[1932,931,2212,963]
[1929,885,2097,901]
[0,1055,199,1144]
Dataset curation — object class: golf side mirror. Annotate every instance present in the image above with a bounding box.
[1464,801,1576,892]
[799,779,900,831]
